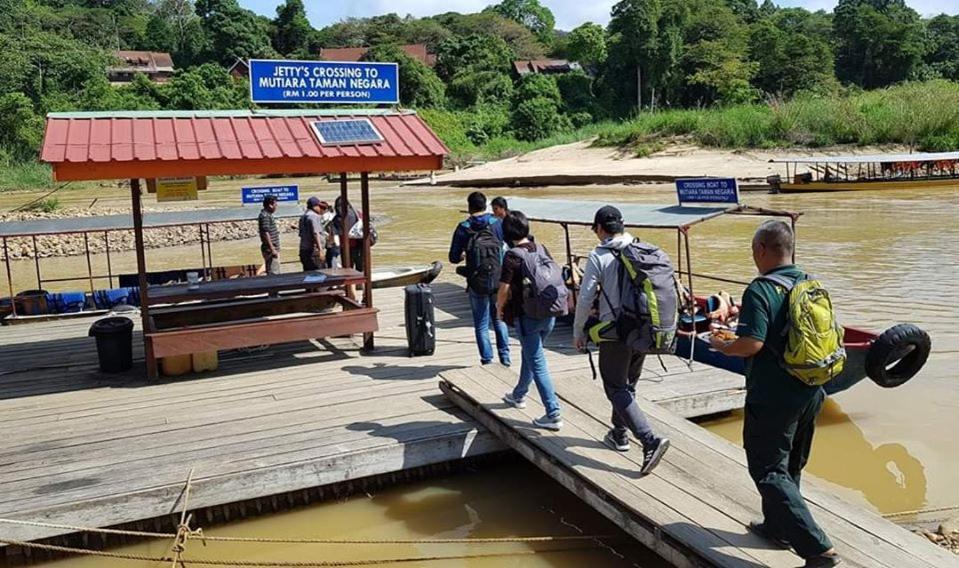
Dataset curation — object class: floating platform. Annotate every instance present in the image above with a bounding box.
[0,282,881,564]
[440,364,957,567]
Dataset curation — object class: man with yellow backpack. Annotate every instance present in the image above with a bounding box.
[710,220,845,568]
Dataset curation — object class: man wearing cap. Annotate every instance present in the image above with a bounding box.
[572,205,671,476]
[298,197,329,271]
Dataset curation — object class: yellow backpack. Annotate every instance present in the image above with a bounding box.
[760,273,846,386]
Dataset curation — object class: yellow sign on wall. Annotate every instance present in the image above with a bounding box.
[155,177,199,202]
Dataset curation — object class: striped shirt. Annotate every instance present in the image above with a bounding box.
[258,209,280,253]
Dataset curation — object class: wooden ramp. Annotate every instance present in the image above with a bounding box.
[440,365,958,568]
[0,283,747,545]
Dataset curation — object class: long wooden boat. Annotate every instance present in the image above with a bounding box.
[768,151,959,193]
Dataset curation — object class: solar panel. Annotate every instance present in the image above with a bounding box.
[311,119,383,146]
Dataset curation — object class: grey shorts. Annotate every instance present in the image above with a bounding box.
[262,251,281,275]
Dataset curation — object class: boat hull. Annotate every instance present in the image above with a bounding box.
[778,178,959,193]
[675,326,875,396]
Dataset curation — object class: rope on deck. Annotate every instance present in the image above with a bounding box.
[882,504,959,519]
[0,518,613,544]
[0,537,599,566]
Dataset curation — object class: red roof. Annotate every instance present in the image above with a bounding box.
[320,44,436,67]
[40,111,448,181]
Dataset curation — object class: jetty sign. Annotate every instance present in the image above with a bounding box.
[242,185,299,205]
[249,59,399,104]
[676,177,739,204]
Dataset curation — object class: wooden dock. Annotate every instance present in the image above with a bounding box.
[440,365,958,567]
[0,281,744,546]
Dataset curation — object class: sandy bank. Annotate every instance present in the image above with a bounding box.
[414,140,907,188]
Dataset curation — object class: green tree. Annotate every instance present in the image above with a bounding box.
[556,71,596,115]
[272,0,314,56]
[157,63,248,109]
[512,97,566,141]
[833,0,924,88]
[430,11,545,59]
[448,70,513,108]
[924,15,959,80]
[680,0,757,105]
[749,9,836,95]
[488,0,555,41]
[435,34,513,81]
[567,23,607,68]
[196,0,275,64]
[0,93,44,163]
[514,73,561,105]
[362,44,445,108]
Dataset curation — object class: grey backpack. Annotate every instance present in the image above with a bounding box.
[512,244,569,320]
[591,240,678,354]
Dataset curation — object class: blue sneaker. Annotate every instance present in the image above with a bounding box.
[532,414,563,431]
[502,392,526,409]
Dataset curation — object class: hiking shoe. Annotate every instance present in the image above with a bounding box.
[603,430,630,452]
[748,521,790,549]
[803,553,841,568]
[502,392,527,409]
[640,438,670,475]
[532,414,563,431]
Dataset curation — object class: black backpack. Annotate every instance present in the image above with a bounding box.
[465,223,503,295]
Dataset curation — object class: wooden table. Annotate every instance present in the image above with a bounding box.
[142,269,377,379]
[147,268,365,305]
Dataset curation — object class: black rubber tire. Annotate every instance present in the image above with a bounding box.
[865,324,931,388]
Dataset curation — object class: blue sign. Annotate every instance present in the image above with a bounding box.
[249,59,399,104]
[676,178,739,204]
[242,185,299,205]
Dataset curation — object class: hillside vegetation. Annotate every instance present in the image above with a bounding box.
[0,0,957,182]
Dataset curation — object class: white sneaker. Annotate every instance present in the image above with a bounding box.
[532,414,563,431]
[503,392,527,409]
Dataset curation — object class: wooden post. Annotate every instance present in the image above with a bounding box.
[131,178,157,379]
[104,231,114,288]
[83,232,95,295]
[360,172,374,351]
[562,223,576,310]
[339,173,351,270]
[2,237,15,317]
[32,235,41,289]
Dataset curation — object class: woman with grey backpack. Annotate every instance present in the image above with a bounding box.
[496,210,570,430]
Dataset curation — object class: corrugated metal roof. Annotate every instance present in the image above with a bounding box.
[41,110,446,163]
[769,151,959,164]
[505,197,735,229]
[0,205,302,238]
[40,109,448,181]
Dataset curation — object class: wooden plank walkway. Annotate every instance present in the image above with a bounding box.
[0,281,746,545]
[439,365,959,568]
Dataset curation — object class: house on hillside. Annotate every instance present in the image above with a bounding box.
[108,51,175,84]
[228,58,249,79]
[320,44,436,67]
[512,59,583,77]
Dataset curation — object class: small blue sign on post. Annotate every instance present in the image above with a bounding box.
[249,59,399,105]
[242,185,299,205]
[676,178,739,204]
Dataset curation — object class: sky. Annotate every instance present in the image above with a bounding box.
[239,0,958,32]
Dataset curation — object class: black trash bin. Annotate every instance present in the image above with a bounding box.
[89,316,134,373]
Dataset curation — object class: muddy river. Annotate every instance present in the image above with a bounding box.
[4,177,956,564]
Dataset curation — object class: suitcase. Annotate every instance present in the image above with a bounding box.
[404,284,435,357]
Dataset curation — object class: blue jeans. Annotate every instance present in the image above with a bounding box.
[468,291,511,365]
[512,315,561,419]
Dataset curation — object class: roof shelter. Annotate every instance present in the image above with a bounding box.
[36,109,447,378]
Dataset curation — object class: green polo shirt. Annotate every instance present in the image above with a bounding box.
[736,264,823,405]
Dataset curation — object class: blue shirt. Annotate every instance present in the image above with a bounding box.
[448,214,504,264]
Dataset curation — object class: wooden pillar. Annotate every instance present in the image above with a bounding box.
[131,178,157,379]
[2,237,15,317]
[32,235,41,289]
[360,172,374,351]
[339,173,351,270]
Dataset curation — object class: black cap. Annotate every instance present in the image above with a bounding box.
[592,205,624,232]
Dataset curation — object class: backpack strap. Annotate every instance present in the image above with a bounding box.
[758,273,798,291]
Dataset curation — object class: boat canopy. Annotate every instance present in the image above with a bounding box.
[769,151,959,165]
[0,204,301,238]
[505,197,795,230]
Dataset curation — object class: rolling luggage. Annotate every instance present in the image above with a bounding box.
[404,284,435,357]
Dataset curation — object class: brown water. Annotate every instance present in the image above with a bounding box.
[33,460,665,567]
[5,177,958,561]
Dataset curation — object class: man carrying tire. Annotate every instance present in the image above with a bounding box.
[710,220,840,568]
